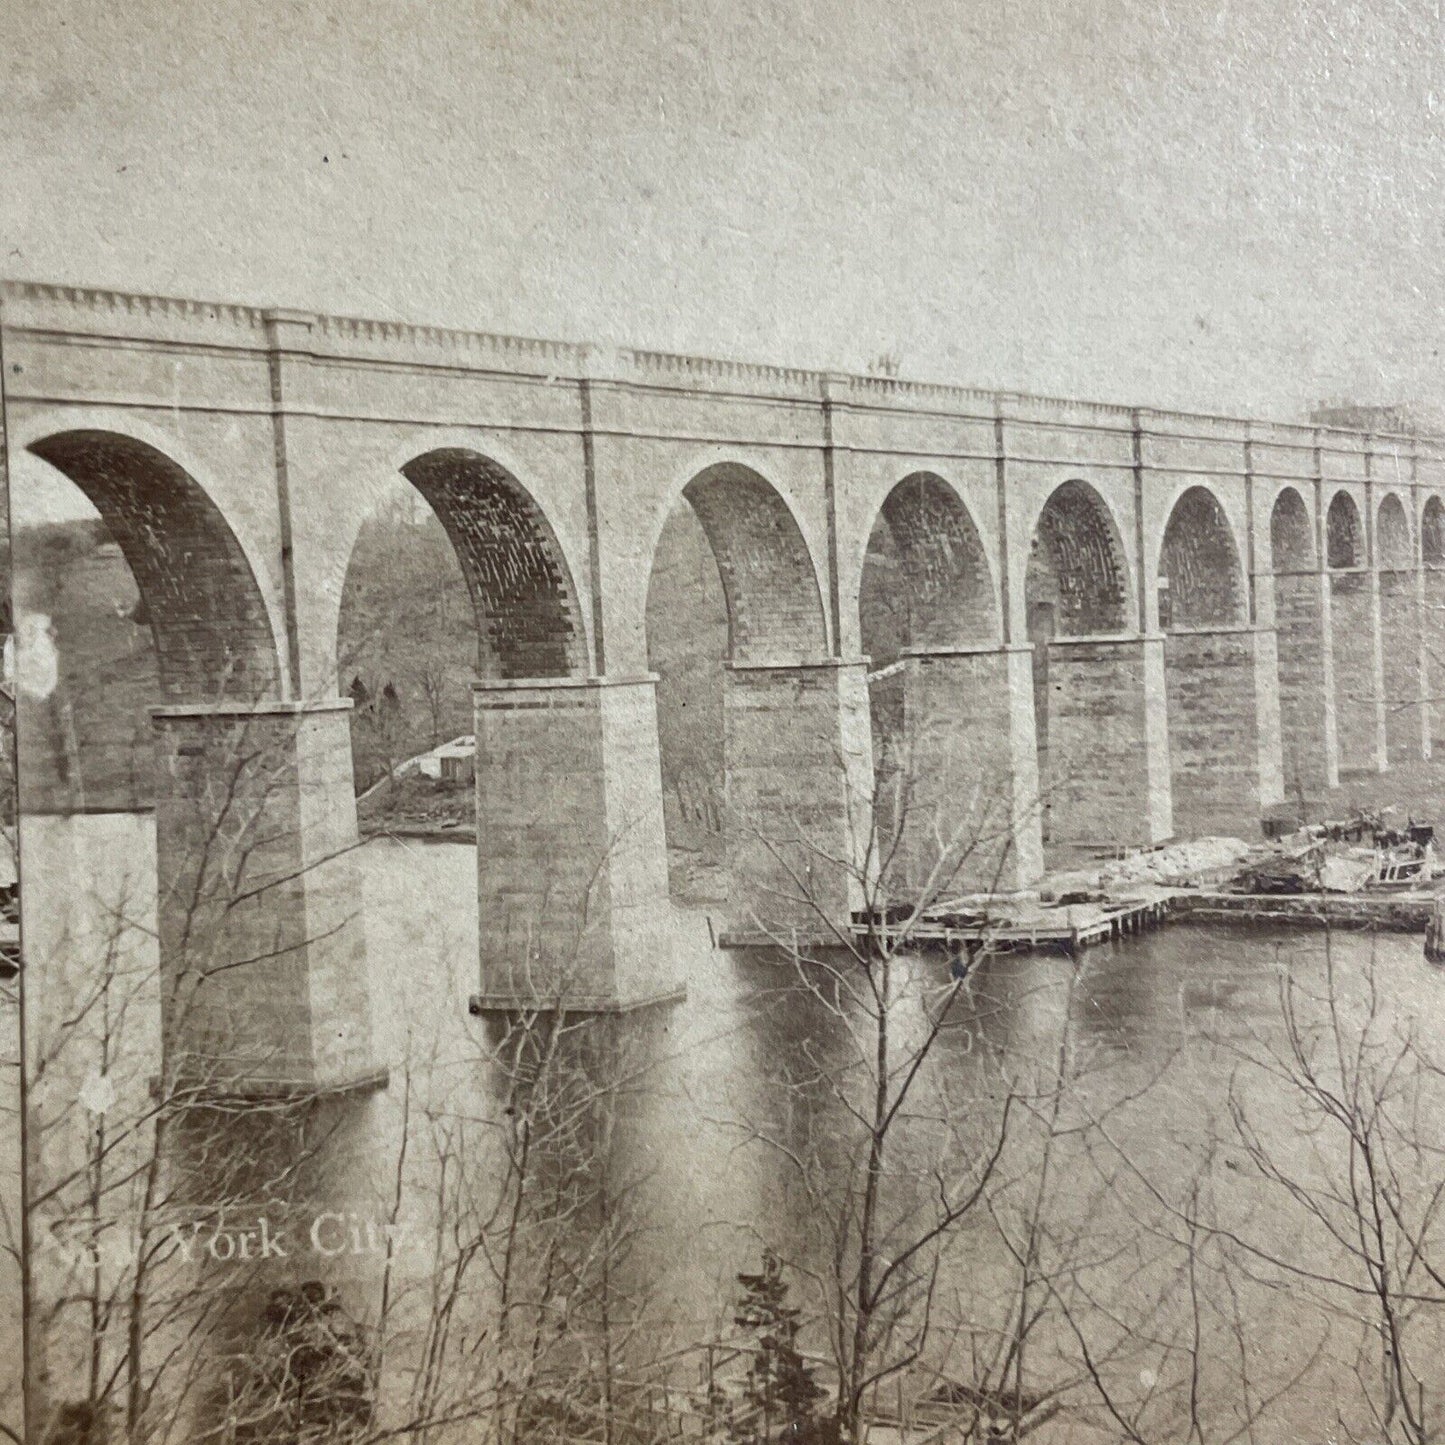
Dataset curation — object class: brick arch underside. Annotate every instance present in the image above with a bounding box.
[1327,493,1363,569]
[27,430,280,701]
[1270,488,1315,572]
[1159,486,1246,629]
[680,464,828,662]
[1025,480,1129,638]
[400,449,586,680]
[1424,498,1445,564]
[1378,494,1413,569]
[858,473,997,664]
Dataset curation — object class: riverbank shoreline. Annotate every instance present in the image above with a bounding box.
[361,821,477,843]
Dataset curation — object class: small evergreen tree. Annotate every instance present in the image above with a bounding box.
[728,1251,830,1445]
[230,1281,375,1444]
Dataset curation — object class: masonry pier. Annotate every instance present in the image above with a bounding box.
[471,675,679,1011]
[1330,569,1387,773]
[720,658,872,939]
[1038,635,1172,852]
[1271,567,1337,798]
[1381,562,1428,763]
[1162,626,1284,837]
[896,643,1042,894]
[151,700,379,1094]
[1426,565,1445,751]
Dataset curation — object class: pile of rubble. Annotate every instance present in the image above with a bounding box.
[1043,837,1252,900]
[1232,816,1437,895]
[1041,815,1442,904]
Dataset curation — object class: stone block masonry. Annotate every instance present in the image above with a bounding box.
[472,676,679,1011]
[1330,572,1386,773]
[150,700,378,1096]
[721,659,871,938]
[1163,627,1283,838]
[1380,568,1427,764]
[1040,636,1172,850]
[1272,571,1336,796]
[897,645,1042,895]
[1426,568,1445,751]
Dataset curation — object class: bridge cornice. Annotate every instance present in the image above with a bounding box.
[2,279,269,346]
[5,277,1445,458]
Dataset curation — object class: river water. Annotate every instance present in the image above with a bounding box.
[22,815,1445,1441]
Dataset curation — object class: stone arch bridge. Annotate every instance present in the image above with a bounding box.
[7,282,1444,1092]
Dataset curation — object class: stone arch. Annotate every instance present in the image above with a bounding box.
[393,448,588,680]
[1326,491,1363,569]
[334,448,587,794]
[1327,489,1378,769]
[1424,496,1445,565]
[643,462,830,900]
[673,462,829,663]
[1269,486,1316,573]
[1158,485,1247,629]
[1377,493,1413,569]
[1025,479,1131,639]
[1023,480,1134,848]
[857,474,998,866]
[1155,486,1262,837]
[25,429,282,702]
[858,472,998,661]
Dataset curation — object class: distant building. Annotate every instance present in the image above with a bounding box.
[1310,403,1441,436]
[414,735,475,784]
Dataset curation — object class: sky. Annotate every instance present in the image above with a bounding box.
[3,0,1445,429]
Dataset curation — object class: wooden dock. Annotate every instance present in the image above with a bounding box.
[719,886,1445,960]
[850,893,1180,956]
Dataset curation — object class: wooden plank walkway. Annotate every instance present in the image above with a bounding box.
[850,895,1180,955]
[720,888,1444,959]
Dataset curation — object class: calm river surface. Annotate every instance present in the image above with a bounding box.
[24,816,1445,1441]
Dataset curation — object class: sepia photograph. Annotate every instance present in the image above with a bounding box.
[5,1,1445,1441]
